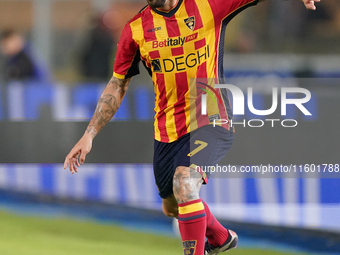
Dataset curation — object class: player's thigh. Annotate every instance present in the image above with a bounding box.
[188,125,234,182]
[153,135,190,199]
[153,125,233,200]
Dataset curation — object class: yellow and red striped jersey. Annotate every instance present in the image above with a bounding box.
[113,0,258,142]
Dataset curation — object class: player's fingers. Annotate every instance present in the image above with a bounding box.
[64,150,77,168]
[66,152,79,173]
[73,164,78,173]
[69,158,74,173]
[70,152,81,168]
[64,151,76,169]
[63,158,69,169]
[69,163,74,174]
[70,159,78,174]
[79,150,88,164]
[307,0,318,10]
[68,150,80,165]
[306,3,316,10]
[73,159,79,173]
[74,154,80,167]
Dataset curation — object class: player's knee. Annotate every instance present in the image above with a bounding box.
[173,166,202,203]
[173,166,202,188]
[173,166,187,190]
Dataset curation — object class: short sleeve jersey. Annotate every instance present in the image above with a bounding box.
[113,0,258,143]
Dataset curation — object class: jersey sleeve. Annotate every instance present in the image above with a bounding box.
[113,22,141,79]
[208,0,258,23]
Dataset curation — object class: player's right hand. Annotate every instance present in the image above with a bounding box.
[63,134,93,174]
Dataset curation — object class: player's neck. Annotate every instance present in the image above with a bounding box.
[158,0,178,11]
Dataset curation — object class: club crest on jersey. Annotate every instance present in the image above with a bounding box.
[182,240,196,255]
[184,16,195,31]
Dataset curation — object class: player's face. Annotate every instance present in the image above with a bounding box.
[147,0,167,9]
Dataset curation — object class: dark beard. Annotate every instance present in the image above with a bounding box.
[147,0,167,9]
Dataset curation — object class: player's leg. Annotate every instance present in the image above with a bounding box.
[153,136,188,218]
[153,126,236,254]
[202,199,238,254]
[161,193,236,251]
[164,195,237,254]
[173,165,207,255]
[188,125,237,254]
[162,195,178,218]
[173,166,203,203]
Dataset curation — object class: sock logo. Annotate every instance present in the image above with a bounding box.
[182,240,197,255]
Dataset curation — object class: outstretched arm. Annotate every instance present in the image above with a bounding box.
[63,76,132,173]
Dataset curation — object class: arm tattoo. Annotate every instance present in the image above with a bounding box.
[86,77,131,139]
[108,76,125,93]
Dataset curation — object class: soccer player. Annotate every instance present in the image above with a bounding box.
[64,0,320,254]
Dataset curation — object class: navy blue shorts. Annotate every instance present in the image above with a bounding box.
[153,125,234,199]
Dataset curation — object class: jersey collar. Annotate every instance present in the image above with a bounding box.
[152,0,183,18]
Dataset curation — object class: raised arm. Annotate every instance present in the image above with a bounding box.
[63,76,132,173]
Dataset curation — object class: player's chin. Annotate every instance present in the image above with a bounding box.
[147,0,166,9]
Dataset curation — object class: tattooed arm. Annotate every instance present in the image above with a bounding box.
[86,76,131,139]
[64,76,132,173]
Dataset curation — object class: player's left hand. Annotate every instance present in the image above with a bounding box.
[63,133,93,174]
[302,0,321,11]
